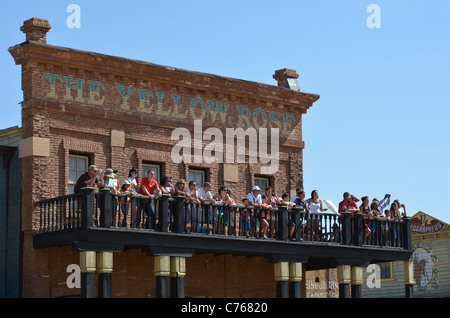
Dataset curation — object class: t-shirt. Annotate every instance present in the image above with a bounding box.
[74,172,98,194]
[138,177,159,196]
[339,199,357,211]
[246,192,262,205]
[127,177,139,194]
[294,198,307,210]
[103,177,115,193]
[198,187,213,200]
[185,187,198,199]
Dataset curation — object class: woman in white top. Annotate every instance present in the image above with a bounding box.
[306,190,327,216]
[306,190,327,240]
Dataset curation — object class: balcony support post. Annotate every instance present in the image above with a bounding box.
[351,266,363,298]
[337,265,351,298]
[274,262,289,298]
[97,252,113,298]
[170,256,186,298]
[80,251,96,298]
[404,260,414,298]
[154,255,170,298]
[289,262,303,298]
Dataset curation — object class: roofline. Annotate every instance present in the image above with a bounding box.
[9,41,320,110]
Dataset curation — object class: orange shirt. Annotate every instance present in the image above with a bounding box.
[138,177,159,196]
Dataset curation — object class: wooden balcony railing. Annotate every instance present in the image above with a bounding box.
[36,187,411,250]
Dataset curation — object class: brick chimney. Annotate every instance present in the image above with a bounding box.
[20,18,51,43]
[273,68,300,91]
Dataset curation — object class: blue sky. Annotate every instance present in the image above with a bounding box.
[2,1,449,223]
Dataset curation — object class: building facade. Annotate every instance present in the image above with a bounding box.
[4,18,413,298]
[8,17,319,298]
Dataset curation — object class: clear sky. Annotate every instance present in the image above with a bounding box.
[2,1,449,223]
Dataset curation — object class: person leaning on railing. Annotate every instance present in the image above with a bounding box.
[120,180,133,227]
[306,190,327,240]
[73,165,101,194]
[185,181,200,233]
[138,170,161,228]
[260,195,273,239]
[359,196,372,241]
[292,190,311,240]
[217,186,233,235]
[198,182,216,234]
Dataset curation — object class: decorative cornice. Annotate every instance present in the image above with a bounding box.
[8,41,319,112]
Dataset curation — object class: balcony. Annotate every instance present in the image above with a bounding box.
[34,187,413,298]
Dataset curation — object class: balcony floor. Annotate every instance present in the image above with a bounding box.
[33,226,413,270]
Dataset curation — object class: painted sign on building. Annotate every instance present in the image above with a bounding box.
[411,212,450,234]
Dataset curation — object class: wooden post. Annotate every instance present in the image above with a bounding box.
[278,205,288,241]
[351,266,363,298]
[97,252,113,298]
[80,251,96,298]
[81,186,95,228]
[404,261,414,298]
[154,256,170,298]
[289,262,302,298]
[172,195,185,233]
[337,265,351,298]
[99,188,111,228]
[340,211,352,245]
[402,217,412,250]
[170,257,186,298]
[274,262,289,298]
[353,211,364,246]
[157,193,170,232]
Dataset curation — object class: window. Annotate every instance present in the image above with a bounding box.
[142,162,161,183]
[254,176,270,196]
[68,153,89,194]
[189,169,206,187]
[378,262,394,281]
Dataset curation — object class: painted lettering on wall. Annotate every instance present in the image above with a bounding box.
[42,73,296,136]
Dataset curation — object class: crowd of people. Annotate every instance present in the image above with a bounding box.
[73,165,407,242]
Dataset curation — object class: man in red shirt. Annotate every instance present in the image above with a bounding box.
[139,170,159,198]
[338,192,359,213]
[138,170,160,228]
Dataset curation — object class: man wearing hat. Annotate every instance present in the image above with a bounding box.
[74,165,101,194]
[246,186,262,207]
[100,168,117,194]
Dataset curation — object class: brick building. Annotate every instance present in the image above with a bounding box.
[6,18,320,297]
[3,18,413,298]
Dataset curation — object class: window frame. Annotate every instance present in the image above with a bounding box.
[142,162,162,184]
[188,168,207,187]
[254,175,271,196]
[68,152,90,195]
